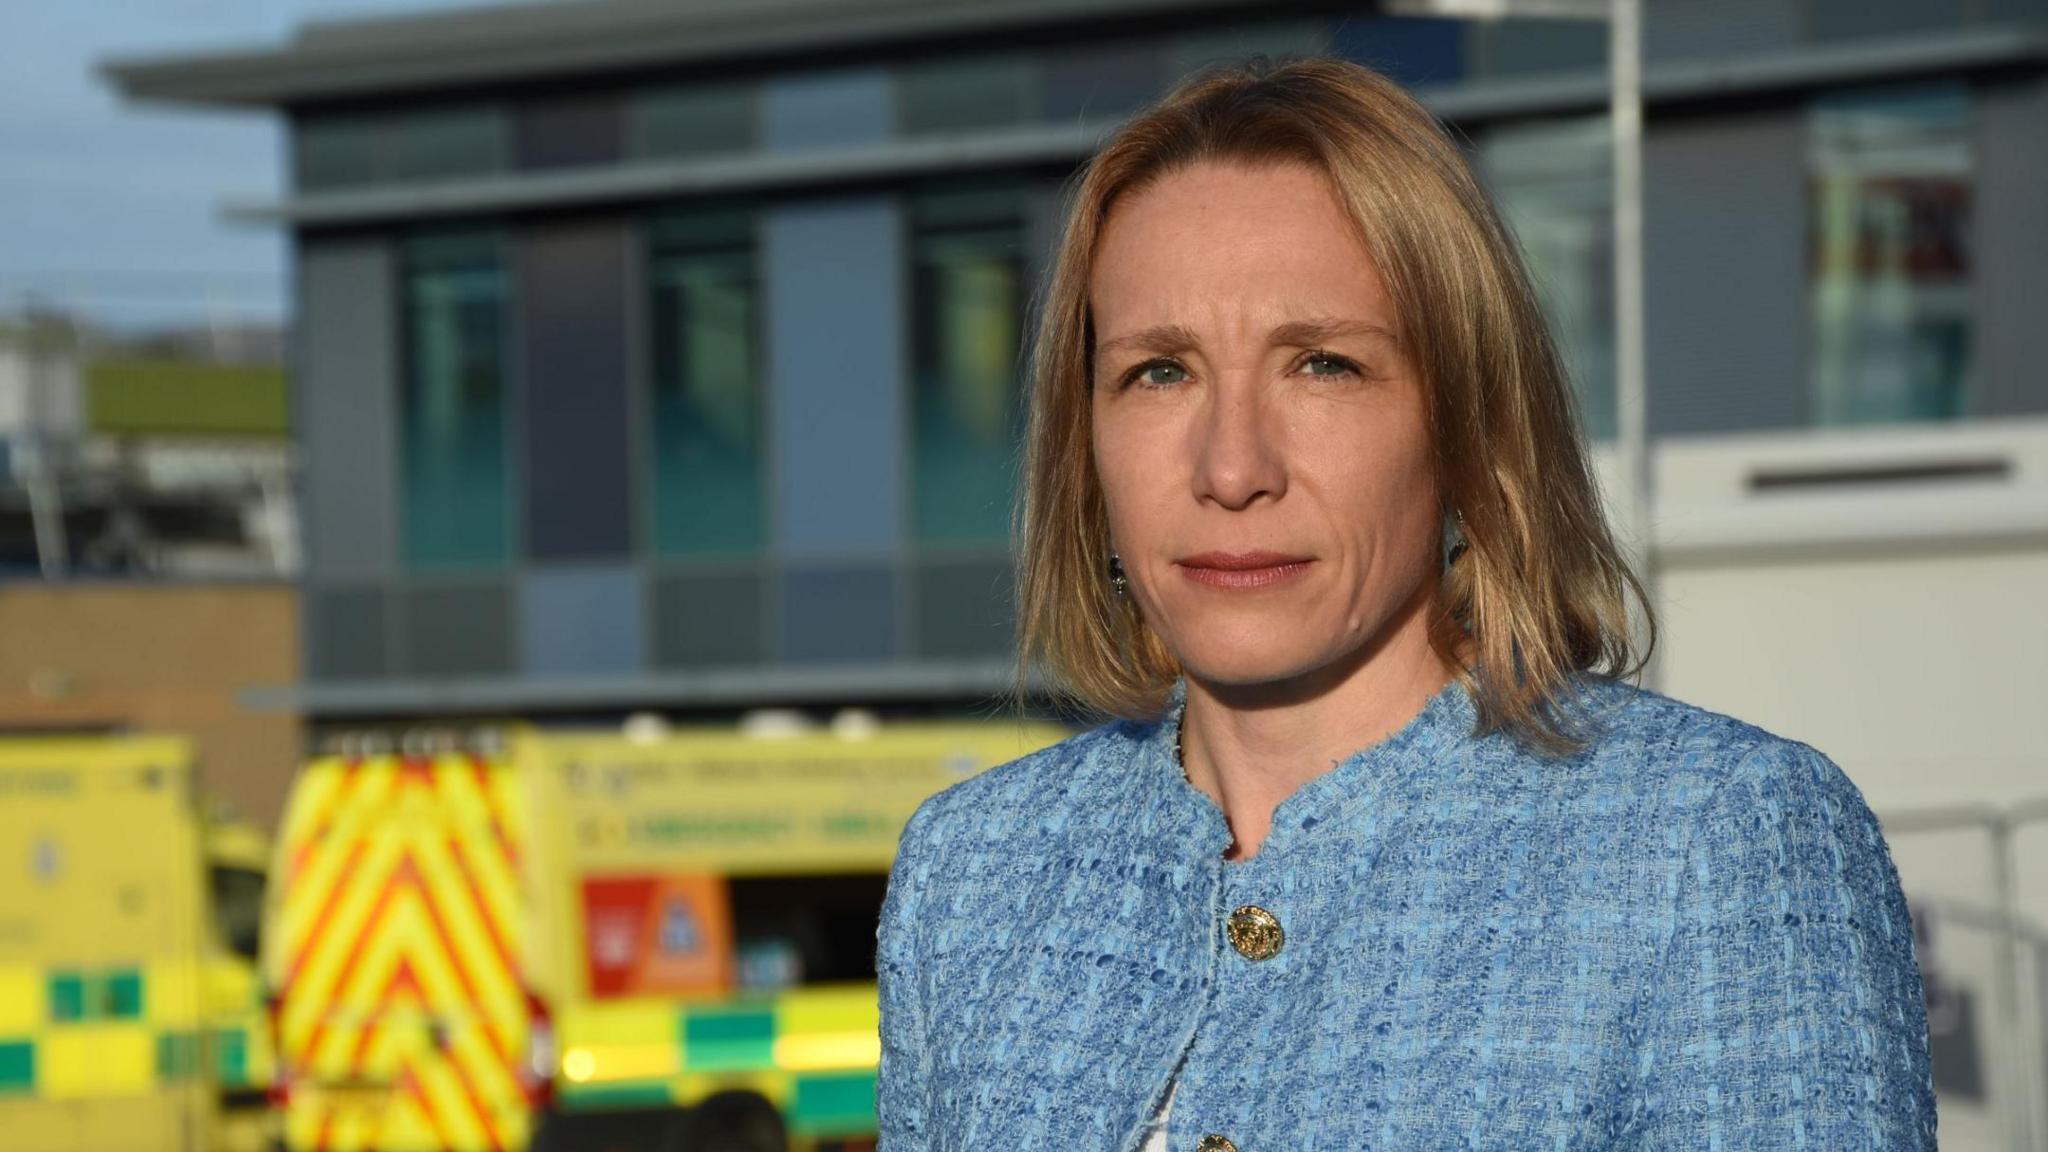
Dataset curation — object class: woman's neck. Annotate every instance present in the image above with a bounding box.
[1177,619,1455,861]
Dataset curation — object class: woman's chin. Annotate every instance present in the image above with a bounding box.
[1174,637,1336,690]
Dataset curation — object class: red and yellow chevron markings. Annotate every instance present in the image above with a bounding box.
[269,751,531,1152]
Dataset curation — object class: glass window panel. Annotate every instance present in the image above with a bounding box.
[402,233,510,568]
[1042,41,1166,122]
[388,105,507,182]
[1809,84,1973,425]
[293,116,380,191]
[912,189,1028,543]
[1331,15,1466,89]
[1168,20,1329,79]
[294,106,505,190]
[635,83,758,160]
[1479,116,1616,443]
[649,211,763,556]
[1641,0,1799,63]
[1810,0,1966,44]
[1984,0,2048,23]
[898,53,1040,135]
[1472,17,1605,79]
[209,866,264,960]
[517,95,624,170]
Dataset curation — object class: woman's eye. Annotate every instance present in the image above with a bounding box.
[1129,360,1187,389]
[1302,351,1361,378]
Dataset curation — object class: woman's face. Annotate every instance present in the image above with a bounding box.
[1089,158,1443,691]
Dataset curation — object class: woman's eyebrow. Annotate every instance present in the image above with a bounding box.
[1094,322,1202,362]
[1095,317,1396,363]
[1268,317,1398,347]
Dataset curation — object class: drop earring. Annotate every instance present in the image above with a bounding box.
[1107,550,1128,598]
[1443,509,1469,567]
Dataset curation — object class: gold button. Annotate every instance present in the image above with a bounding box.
[1226,904,1283,961]
[1195,1136,1239,1152]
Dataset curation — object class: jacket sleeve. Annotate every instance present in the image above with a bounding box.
[876,794,943,1152]
[1627,739,1938,1150]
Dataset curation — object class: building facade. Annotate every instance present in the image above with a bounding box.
[113,9,2048,1141]
[108,0,2048,723]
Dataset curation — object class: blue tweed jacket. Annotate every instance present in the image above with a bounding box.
[875,671,1936,1151]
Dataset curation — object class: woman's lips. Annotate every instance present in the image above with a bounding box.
[1174,554,1315,590]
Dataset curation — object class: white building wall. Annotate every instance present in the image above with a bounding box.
[1597,416,2048,1149]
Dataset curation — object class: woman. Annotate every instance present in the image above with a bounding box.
[877,56,1934,1151]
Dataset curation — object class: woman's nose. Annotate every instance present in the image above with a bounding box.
[1191,376,1286,509]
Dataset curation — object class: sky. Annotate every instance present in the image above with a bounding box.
[0,0,507,332]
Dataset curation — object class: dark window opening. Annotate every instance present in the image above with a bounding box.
[728,872,889,990]
[210,865,265,961]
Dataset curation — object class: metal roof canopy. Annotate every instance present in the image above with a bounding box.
[102,0,1335,108]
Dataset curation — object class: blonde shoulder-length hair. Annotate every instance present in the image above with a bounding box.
[1011,54,1655,758]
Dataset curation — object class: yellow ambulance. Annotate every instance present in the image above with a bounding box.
[0,734,275,1152]
[265,713,1068,1152]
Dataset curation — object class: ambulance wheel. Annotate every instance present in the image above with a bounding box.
[671,1089,788,1152]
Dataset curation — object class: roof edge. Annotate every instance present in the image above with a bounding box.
[103,0,1292,108]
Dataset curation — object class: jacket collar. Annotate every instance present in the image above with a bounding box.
[1131,671,1482,867]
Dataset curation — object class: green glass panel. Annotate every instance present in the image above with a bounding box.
[0,1042,32,1092]
[649,223,763,557]
[1809,83,1973,425]
[103,969,143,1019]
[402,233,510,568]
[1478,115,1617,443]
[212,1028,250,1086]
[48,972,85,1023]
[649,209,753,251]
[912,198,1027,544]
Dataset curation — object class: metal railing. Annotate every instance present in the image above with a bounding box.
[1879,797,2048,1152]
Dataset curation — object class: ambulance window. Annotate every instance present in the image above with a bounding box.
[210,865,265,960]
[728,872,890,989]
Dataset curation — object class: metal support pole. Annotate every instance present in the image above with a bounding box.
[1609,0,1654,689]
[21,311,70,578]
[1988,818,2038,1152]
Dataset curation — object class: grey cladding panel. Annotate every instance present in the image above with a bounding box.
[1644,110,1808,436]
[1974,79,2048,418]
[762,69,890,151]
[1643,0,1800,62]
[516,94,625,169]
[402,580,513,677]
[914,555,1014,659]
[519,221,635,560]
[778,565,896,663]
[298,241,399,580]
[518,564,644,674]
[654,569,765,668]
[765,198,905,557]
[308,585,391,680]
[1810,0,1966,42]
[1043,41,1165,122]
